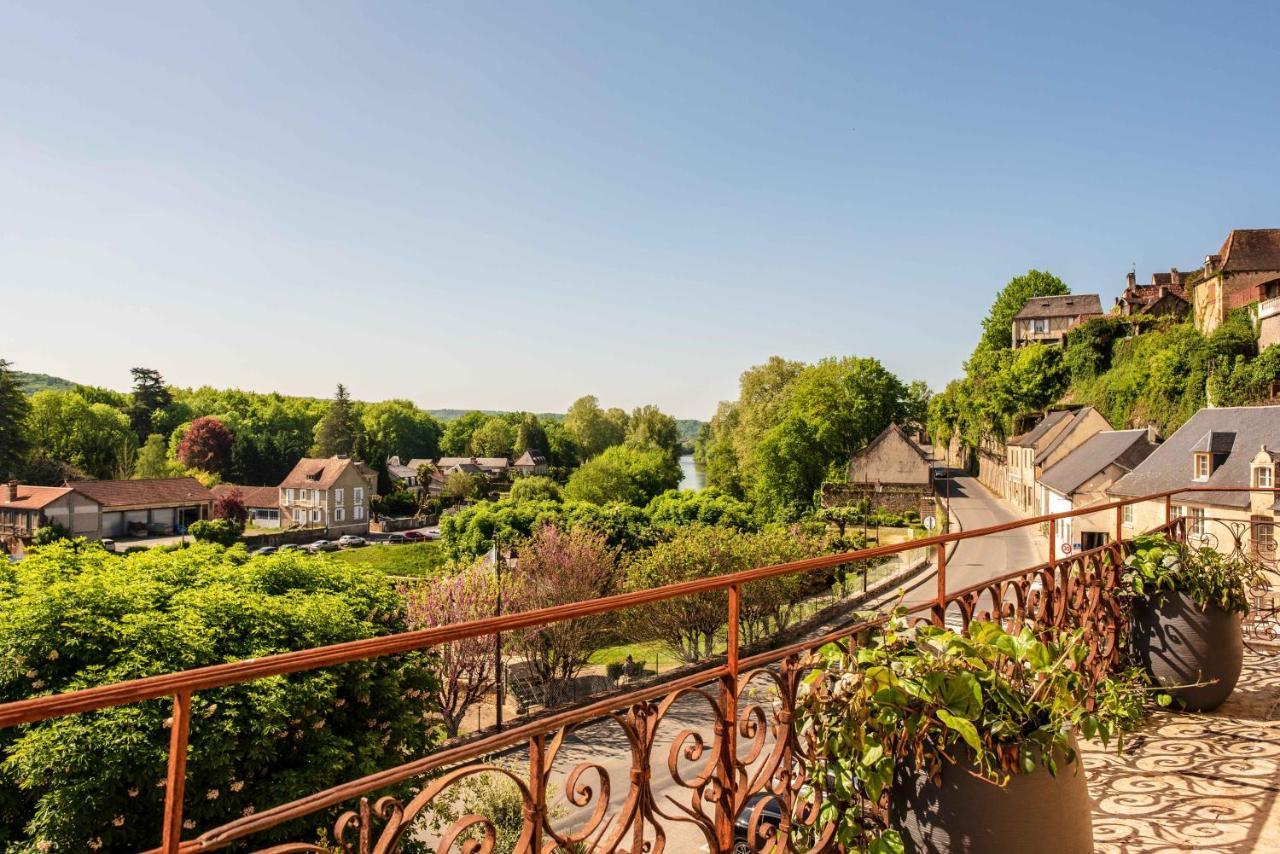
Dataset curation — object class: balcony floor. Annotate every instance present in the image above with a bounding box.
[1083,648,1280,853]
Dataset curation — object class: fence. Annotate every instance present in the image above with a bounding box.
[0,487,1275,852]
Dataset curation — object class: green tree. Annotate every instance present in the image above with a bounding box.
[564,395,626,458]
[626,405,680,460]
[361,400,443,488]
[133,433,178,479]
[440,411,490,456]
[469,416,517,458]
[514,413,549,457]
[25,390,135,480]
[645,488,755,531]
[974,270,1069,355]
[563,444,680,506]
[127,367,173,442]
[509,476,562,504]
[0,359,32,479]
[443,470,483,502]
[753,414,828,521]
[310,383,361,458]
[0,543,439,851]
[541,420,581,469]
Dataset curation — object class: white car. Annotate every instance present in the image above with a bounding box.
[337,535,367,548]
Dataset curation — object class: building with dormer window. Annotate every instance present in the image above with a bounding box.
[278,455,378,534]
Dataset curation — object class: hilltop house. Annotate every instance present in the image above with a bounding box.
[1005,408,1111,516]
[1116,269,1191,320]
[1109,406,1280,555]
[822,423,936,516]
[1193,229,1280,334]
[0,481,102,555]
[278,455,378,534]
[512,450,549,476]
[211,484,281,529]
[1037,429,1158,553]
[1011,294,1104,349]
[435,457,510,479]
[68,477,216,539]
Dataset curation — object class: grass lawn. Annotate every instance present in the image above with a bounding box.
[329,541,450,579]
[589,638,672,672]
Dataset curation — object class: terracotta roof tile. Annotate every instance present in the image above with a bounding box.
[0,485,78,511]
[1216,229,1280,273]
[67,477,215,508]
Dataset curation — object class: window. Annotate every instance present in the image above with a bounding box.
[1194,454,1211,480]
[354,487,365,504]
[354,505,365,520]
[335,488,344,505]
[1255,466,1274,489]
[335,507,345,522]
[286,488,295,502]
[1032,319,1048,334]
[311,509,321,523]
[293,509,305,524]
[1123,504,1134,526]
[1189,507,1206,536]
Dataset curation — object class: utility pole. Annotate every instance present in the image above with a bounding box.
[494,534,504,731]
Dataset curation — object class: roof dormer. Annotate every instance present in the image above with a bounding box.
[1191,430,1235,481]
[1251,445,1279,489]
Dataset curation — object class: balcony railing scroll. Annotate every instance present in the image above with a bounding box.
[0,487,1275,852]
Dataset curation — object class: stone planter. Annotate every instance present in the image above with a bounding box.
[889,737,1092,854]
[1131,591,1243,712]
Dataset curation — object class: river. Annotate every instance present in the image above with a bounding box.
[677,454,706,491]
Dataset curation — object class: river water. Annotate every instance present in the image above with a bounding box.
[677,454,706,491]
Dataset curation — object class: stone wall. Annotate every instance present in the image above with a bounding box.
[821,482,936,514]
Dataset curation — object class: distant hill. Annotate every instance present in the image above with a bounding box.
[427,409,565,423]
[14,371,76,395]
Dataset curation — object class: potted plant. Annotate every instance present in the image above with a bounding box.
[796,617,1148,853]
[1122,532,1265,711]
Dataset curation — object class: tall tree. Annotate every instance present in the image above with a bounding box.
[468,416,517,458]
[974,270,1070,356]
[0,359,32,478]
[626,405,680,460]
[440,411,490,456]
[128,367,172,441]
[134,433,177,479]
[564,395,626,458]
[514,413,549,457]
[25,390,135,480]
[176,416,234,474]
[310,384,360,458]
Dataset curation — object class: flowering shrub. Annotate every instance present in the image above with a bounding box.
[0,542,440,851]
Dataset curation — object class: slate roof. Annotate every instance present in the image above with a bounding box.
[1039,430,1153,497]
[1013,294,1104,320]
[211,484,280,510]
[513,450,547,467]
[1110,406,1280,507]
[436,457,509,470]
[1215,229,1280,273]
[1035,408,1105,466]
[0,485,78,511]
[68,477,215,508]
[1008,410,1073,448]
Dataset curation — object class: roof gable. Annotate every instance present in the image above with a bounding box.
[1217,229,1280,273]
[1013,294,1104,320]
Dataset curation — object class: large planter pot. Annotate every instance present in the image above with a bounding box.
[1131,591,1243,712]
[888,737,1092,854]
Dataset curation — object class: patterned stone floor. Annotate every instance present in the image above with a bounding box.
[1082,649,1280,853]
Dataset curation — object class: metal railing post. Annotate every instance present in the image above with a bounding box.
[1048,517,1057,569]
[935,542,947,626]
[716,583,741,851]
[161,690,192,854]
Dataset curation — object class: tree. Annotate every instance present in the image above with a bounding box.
[310,384,361,458]
[626,405,680,460]
[509,476,562,504]
[134,433,178,479]
[564,396,626,458]
[0,543,439,851]
[469,417,517,458]
[508,526,617,698]
[646,488,755,531]
[974,270,1069,355]
[176,416,234,474]
[0,359,31,479]
[514,413,549,458]
[212,488,248,527]
[443,470,483,502]
[753,414,828,522]
[541,420,581,470]
[360,400,443,488]
[25,390,136,480]
[440,411,490,456]
[128,367,173,442]
[403,562,513,737]
[563,444,681,506]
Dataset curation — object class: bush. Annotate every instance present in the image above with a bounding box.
[507,476,561,504]
[187,517,244,546]
[0,542,439,851]
[30,522,71,547]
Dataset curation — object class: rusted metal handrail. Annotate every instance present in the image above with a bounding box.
[0,484,1273,853]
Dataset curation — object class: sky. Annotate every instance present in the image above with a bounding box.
[2,2,1279,419]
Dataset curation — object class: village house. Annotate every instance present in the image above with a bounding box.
[1115,269,1191,320]
[68,477,216,539]
[1109,406,1280,555]
[1011,294,1104,349]
[1005,407,1110,516]
[385,456,424,494]
[1037,429,1158,554]
[512,450,549,476]
[0,480,102,555]
[211,484,282,529]
[278,455,378,534]
[1192,228,1280,334]
[435,456,510,479]
[822,423,936,516]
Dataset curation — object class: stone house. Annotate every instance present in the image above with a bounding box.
[1011,294,1104,349]
[1005,408,1111,517]
[386,456,424,495]
[211,484,282,529]
[1192,229,1280,334]
[1037,429,1158,554]
[0,481,102,555]
[823,423,936,515]
[278,455,378,534]
[1109,406,1280,555]
[1115,269,1191,320]
[512,450,549,477]
[435,457,510,480]
[68,477,216,539]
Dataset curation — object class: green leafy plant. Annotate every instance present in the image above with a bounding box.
[796,616,1149,850]
[1121,532,1265,615]
[188,517,245,546]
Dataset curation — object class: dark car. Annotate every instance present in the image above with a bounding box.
[387,532,408,544]
[403,530,425,541]
[733,793,783,853]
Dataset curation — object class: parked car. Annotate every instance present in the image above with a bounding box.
[402,530,425,541]
[306,540,339,553]
[278,543,302,553]
[423,529,441,540]
[252,546,277,557]
[386,533,408,544]
[733,794,783,854]
[337,535,366,548]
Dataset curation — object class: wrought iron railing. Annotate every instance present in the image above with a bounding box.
[0,487,1275,852]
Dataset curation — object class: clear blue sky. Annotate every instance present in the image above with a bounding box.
[3,2,1278,419]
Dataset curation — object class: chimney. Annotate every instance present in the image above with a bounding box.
[1147,425,1160,444]
[1126,271,1137,289]
[1170,267,1181,285]
[6,478,17,502]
